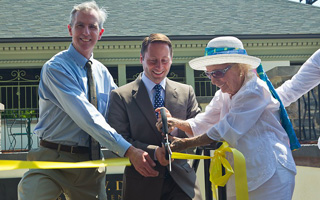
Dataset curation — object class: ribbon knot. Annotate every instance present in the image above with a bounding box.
[171,141,248,200]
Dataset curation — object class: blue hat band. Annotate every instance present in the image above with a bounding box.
[204,47,248,56]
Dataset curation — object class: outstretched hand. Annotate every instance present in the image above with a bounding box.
[170,134,216,152]
[125,146,159,177]
[169,135,189,152]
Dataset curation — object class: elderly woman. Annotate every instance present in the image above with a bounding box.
[156,36,296,200]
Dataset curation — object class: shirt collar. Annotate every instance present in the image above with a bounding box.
[68,43,94,69]
[141,72,166,93]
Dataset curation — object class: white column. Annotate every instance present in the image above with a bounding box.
[0,103,4,152]
[185,63,195,89]
[261,61,290,72]
[118,64,126,86]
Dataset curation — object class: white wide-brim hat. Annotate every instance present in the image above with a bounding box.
[189,36,261,71]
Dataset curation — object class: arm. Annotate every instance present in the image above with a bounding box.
[170,117,194,136]
[170,133,216,152]
[155,113,194,136]
[43,63,158,177]
[276,49,320,107]
[42,63,130,156]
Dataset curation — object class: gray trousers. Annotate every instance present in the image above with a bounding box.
[18,146,107,200]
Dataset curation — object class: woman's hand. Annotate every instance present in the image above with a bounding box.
[170,134,216,152]
[156,117,178,133]
[155,106,194,137]
[169,136,190,152]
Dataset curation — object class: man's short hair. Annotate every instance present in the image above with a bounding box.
[141,33,173,59]
[69,1,107,30]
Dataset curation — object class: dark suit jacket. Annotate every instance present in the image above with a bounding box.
[108,74,202,200]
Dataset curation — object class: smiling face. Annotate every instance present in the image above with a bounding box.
[206,63,245,96]
[68,9,104,59]
[140,42,172,84]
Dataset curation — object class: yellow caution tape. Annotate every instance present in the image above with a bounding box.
[171,152,211,160]
[1,142,247,199]
[172,141,248,200]
[0,157,130,171]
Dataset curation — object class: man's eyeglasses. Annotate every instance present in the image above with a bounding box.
[205,65,232,79]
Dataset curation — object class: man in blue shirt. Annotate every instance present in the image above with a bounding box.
[18,2,158,200]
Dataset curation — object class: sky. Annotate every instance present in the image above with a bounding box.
[289,0,320,7]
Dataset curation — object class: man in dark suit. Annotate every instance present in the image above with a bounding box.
[108,33,202,200]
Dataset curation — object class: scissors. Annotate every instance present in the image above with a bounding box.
[160,108,172,172]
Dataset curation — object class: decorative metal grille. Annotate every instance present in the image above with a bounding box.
[0,69,40,110]
[295,86,320,142]
[194,71,218,97]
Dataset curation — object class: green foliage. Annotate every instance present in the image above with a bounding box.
[2,109,37,119]
[20,110,36,118]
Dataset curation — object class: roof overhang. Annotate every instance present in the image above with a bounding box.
[1,34,320,43]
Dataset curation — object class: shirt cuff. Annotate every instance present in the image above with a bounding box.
[186,118,200,137]
[154,146,158,161]
[111,137,132,157]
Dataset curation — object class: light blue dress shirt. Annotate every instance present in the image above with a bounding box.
[141,72,166,104]
[34,44,131,156]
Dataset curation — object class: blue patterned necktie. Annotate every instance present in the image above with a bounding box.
[153,84,164,118]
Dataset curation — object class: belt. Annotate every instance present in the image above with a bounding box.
[40,140,89,154]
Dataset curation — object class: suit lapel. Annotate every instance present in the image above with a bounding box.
[164,79,178,114]
[132,75,163,143]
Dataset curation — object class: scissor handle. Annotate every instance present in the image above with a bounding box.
[160,108,171,161]
[160,108,169,135]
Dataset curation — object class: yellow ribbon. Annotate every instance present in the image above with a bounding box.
[172,141,248,200]
[1,143,247,199]
[0,157,130,171]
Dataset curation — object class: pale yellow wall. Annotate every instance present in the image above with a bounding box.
[1,37,320,80]
[293,166,320,200]
[1,37,320,199]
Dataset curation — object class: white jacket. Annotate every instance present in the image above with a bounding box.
[187,73,296,194]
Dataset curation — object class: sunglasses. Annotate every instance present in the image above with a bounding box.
[205,65,232,79]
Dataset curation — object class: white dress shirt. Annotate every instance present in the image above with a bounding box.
[187,72,296,194]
